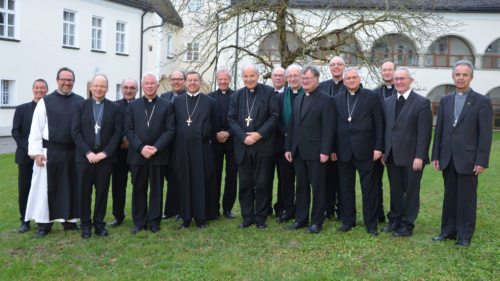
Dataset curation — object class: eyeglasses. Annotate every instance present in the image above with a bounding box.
[171,78,184,82]
[329,63,345,67]
[301,77,317,81]
[58,78,74,83]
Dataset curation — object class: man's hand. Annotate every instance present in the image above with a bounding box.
[330,153,337,162]
[284,151,293,163]
[217,131,230,143]
[432,160,440,171]
[141,145,157,159]
[373,150,382,161]
[34,155,46,167]
[86,152,98,164]
[244,132,262,145]
[320,154,329,163]
[412,158,423,171]
[473,165,486,176]
[95,152,107,162]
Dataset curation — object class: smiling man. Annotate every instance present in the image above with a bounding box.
[228,64,278,229]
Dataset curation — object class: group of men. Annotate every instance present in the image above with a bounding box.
[13,57,492,247]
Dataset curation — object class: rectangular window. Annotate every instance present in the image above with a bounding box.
[92,16,103,50]
[186,42,199,61]
[166,33,174,58]
[0,0,16,38]
[1,79,14,105]
[115,21,126,53]
[116,84,122,100]
[63,10,76,46]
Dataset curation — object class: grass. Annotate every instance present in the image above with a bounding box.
[0,133,499,280]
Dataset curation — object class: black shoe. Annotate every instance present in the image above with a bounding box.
[239,220,254,228]
[131,225,145,235]
[337,224,353,233]
[324,210,334,219]
[95,228,108,237]
[392,227,413,237]
[288,222,307,230]
[367,228,379,237]
[433,233,457,241]
[197,223,208,229]
[256,223,267,229]
[150,225,161,233]
[308,224,322,234]
[62,222,79,231]
[223,211,236,219]
[109,219,124,227]
[179,220,191,229]
[36,229,49,238]
[19,222,30,233]
[81,228,92,239]
[455,238,471,247]
[382,223,398,233]
[278,214,292,224]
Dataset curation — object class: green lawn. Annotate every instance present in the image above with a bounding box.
[0,133,498,280]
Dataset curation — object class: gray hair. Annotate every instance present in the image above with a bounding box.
[301,65,320,78]
[394,67,413,79]
[121,78,138,87]
[241,64,259,75]
[141,72,158,83]
[329,56,345,65]
[343,67,360,79]
[286,64,302,76]
[216,68,232,80]
[169,70,186,80]
[453,60,474,77]
[91,73,108,86]
[272,66,285,75]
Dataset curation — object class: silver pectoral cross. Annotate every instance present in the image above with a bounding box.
[348,116,352,123]
[187,118,192,126]
[453,119,457,127]
[94,124,100,134]
[245,115,253,127]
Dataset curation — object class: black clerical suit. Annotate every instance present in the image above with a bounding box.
[208,88,238,216]
[383,91,432,231]
[126,96,175,229]
[228,83,278,226]
[373,84,397,223]
[161,90,185,218]
[318,79,344,219]
[12,101,37,224]
[285,88,335,227]
[111,98,135,222]
[72,98,122,232]
[274,87,301,220]
[431,89,492,240]
[333,88,384,231]
[174,93,218,225]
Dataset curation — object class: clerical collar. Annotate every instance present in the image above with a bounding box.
[92,98,104,104]
[143,96,157,102]
[247,88,255,94]
[221,90,227,95]
[397,89,411,100]
[292,89,299,94]
[333,78,342,84]
[187,92,200,97]
[385,84,393,89]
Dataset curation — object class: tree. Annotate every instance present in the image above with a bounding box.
[170,0,458,82]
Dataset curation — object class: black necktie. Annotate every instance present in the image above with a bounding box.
[395,95,405,119]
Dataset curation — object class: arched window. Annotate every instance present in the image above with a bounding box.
[427,84,456,125]
[425,36,474,67]
[487,87,500,129]
[483,38,500,69]
[314,31,360,65]
[259,31,302,62]
[370,34,418,66]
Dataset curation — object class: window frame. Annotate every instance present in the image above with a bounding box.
[0,0,17,39]
[185,42,199,62]
[63,9,77,47]
[91,15,104,51]
[0,79,14,106]
[115,21,126,54]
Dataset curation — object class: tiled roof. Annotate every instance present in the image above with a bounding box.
[110,0,183,27]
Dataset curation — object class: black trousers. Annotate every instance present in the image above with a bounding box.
[111,148,129,221]
[273,152,295,217]
[18,164,33,222]
[386,160,423,229]
[294,152,327,226]
[324,161,340,219]
[338,158,378,230]
[212,140,237,213]
[440,159,478,240]
[76,162,113,230]
[373,160,386,221]
[130,164,164,228]
[164,148,180,217]
[238,149,274,225]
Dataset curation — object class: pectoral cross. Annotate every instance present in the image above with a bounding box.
[245,115,253,127]
[94,124,100,134]
[187,118,192,126]
[453,119,457,127]
[348,117,352,123]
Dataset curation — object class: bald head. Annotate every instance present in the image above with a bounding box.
[329,56,346,81]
